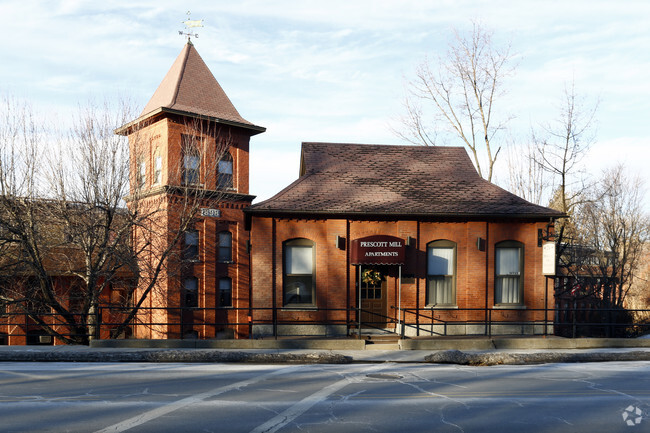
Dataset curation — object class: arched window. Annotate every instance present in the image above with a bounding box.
[218,277,232,307]
[426,240,457,306]
[495,241,524,305]
[217,153,233,189]
[283,238,315,306]
[217,231,232,263]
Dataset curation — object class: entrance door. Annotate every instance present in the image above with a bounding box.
[360,268,388,328]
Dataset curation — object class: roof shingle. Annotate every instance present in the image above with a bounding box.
[140,42,262,130]
[250,142,562,219]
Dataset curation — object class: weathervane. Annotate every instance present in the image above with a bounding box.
[179,11,203,42]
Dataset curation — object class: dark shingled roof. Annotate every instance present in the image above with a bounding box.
[249,142,563,220]
[122,42,264,134]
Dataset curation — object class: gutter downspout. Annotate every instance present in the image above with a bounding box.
[485,221,490,337]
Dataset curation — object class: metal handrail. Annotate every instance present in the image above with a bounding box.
[0,304,648,344]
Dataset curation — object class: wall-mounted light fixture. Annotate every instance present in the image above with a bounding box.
[477,237,486,251]
[336,235,346,250]
[406,236,416,247]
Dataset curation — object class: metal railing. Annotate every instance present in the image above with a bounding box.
[396,306,650,339]
[0,304,648,344]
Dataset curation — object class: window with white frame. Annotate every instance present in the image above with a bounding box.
[426,240,457,306]
[495,241,524,305]
[283,239,315,306]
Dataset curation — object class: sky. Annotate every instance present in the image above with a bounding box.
[1,0,649,207]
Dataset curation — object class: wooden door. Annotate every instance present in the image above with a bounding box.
[360,270,387,328]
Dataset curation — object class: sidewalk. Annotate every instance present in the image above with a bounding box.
[1,338,650,365]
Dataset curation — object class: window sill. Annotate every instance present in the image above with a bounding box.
[426,305,459,309]
[281,306,318,312]
[217,306,233,309]
[492,305,527,310]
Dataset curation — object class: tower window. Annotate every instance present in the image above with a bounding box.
[181,135,201,186]
[218,231,232,263]
[137,158,146,189]
[183,152,200,185]
[183,230,199,261]
[183,277,198,308]
[218,277,232,307]
[153,152,162,185]
[217,153,233,189]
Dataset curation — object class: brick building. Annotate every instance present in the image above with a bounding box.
[116,41,264,339]
[1,41,564,344]
[247,143,562,336]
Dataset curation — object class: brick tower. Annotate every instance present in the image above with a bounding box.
[117,41,265,339]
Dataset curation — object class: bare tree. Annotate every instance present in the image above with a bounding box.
[0,95,233,344]
[573,165,650,308]
[505,139,550,205]
[505,82,597,215]
[114,118,234,340]
[396,22,514,182]
[533,81,598,220]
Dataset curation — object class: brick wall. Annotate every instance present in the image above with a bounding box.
[251,216,553,335]
[127,113,253,339]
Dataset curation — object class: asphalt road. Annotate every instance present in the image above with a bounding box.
[0,361,648,432]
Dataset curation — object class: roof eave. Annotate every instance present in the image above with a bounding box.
[245,208,565,222]
[115,107,266,136]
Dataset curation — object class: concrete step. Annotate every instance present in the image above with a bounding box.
[365,342,400,351]
[364,334,400,350]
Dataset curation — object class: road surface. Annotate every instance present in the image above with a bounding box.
[0,361,648,432]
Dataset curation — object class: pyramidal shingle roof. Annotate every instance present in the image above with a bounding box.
[249,142,563,219]
[137,42,264,132]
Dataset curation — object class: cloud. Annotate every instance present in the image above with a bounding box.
[1,0,649,210]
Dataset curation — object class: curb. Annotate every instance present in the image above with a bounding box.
[0,349,353,364]
[425,349,650,366]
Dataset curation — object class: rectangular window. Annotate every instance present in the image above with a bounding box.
[181,135,201,186]
[137,159,146,189]
[217,157,233,189]
[183,277,198,308]
[153,154,162,185]
[427,242,456,306]
[496,245,522,304]
[284,241,315,306]
[183,153,200,185]
[183,230,199,261]
[218,231,232,262]
[219,278,232,307]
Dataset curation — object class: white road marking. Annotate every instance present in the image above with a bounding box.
[249,364,389,433]
[94,365,302,433]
